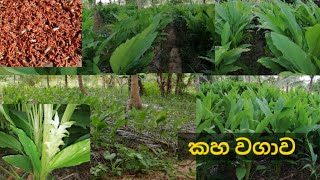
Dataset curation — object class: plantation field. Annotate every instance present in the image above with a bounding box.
[197,76,320,179]
[215,0,320,75]
[83,1,214,74]
[0,75,197,179]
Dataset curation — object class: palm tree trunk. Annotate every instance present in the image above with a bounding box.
[78,75,87,95]
[129,75,142,109]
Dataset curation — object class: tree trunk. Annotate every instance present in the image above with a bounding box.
[157,73,165,97]
[138,76,144,96]
[128,76,131,95]
[309,75,314,91]
[186,74,193,87]
[108,76,115,87]
[78,75,87,95]
[166,74,172,95]
[46,75,50,88]
[136,0,142,9]
[129,75,142,109]
[102,75,106,88]
[175,74,183,94]
[93,0,102,32]
[65,75,68,88]
[195,75,200,92]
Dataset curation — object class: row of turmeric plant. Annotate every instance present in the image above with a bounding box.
[83,2,214,74]
[197,80,320,179]
[214,0,320,75]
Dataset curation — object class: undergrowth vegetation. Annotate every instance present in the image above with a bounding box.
[2,75,196,179]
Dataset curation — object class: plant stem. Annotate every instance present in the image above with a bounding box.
[0,165,19,179]
[245,161,252,180]
[40,104,54,180]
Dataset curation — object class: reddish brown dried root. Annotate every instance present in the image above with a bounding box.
[0,0,82,67]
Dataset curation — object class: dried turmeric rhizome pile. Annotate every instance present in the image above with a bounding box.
[0,0,82,67]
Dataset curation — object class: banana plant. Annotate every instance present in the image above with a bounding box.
[0,104,90,180]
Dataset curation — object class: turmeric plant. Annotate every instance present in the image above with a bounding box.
[0,104,90,180]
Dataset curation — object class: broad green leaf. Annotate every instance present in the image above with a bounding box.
[236,166,246,180]
[203,106,225,133]
[255,113,276,133]
[256,98,272,117]
[220,47,250,66]
[110,19,159,74]
[275,0,303,46]
[103,151,116,160]
[221,22,231,46]
[155,111,167,124]
[256,165,266,171]
[219,65,242,74]
[306,24,320,58]
[48,139,90,170]
[197,118,213,133]
[3,155,32,172]
[0,104,15,125]
[60,68,77,75]
[12,127,41,172]
[10,110,32,138]
[271,32,316,74]
[0,68,39,75]
[293,124,320,133]
[0,132,22,152]
[257,57,284,74]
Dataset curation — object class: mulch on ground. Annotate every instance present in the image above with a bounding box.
[0,0,82,67]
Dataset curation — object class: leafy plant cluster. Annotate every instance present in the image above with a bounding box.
[83,3,214,74]
[197,81,320,179]
[3,82,195,178]
[213,0,320,75]
[0,104,90,180]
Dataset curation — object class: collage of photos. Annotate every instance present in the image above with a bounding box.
[0,0,319,180]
